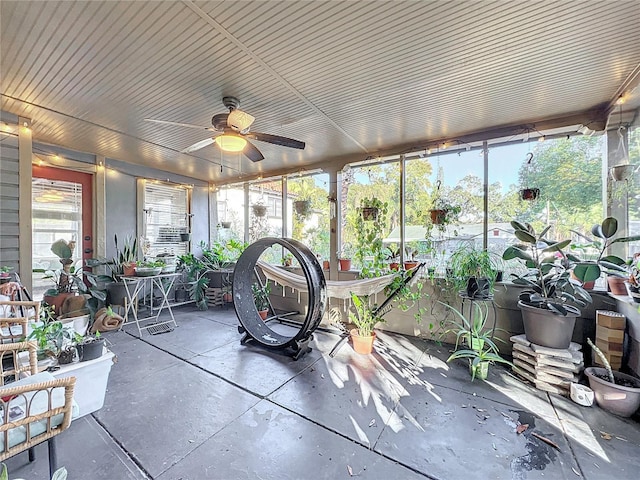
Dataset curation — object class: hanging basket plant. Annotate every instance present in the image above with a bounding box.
[252,204,267,217]
[519,188,540,201]
[293,199,312,217]
[360,206,379,221]
[359,197,384,222]
[519,152,540,201]
[609,164,638,182]
[429,208,448,225]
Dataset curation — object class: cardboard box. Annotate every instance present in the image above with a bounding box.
[596,325,625,342]
[596,310,626,330]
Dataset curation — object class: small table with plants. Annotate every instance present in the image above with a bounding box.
[120,272,181,335]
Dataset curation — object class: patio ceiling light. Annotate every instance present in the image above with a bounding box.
[215,134,247,152]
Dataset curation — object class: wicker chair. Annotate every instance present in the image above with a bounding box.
[0,300,39,344]
[0,342,77,478]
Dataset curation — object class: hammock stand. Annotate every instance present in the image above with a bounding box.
[256,257,424,358]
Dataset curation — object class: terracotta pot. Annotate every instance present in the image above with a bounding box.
[585,367,640,417]
[258,309,269,320]
[123,262,137,277]
[570,270,595,290]
[338,259,352,271]
[322,260,330,270]
[404,261,419,270]
[430,209,447,224]
[389,262,400,271]
[223,292,233,303]
[607,276,628,296]
[350,328,375,355]
[43,292,75,317]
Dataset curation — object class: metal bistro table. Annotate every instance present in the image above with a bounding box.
[121,272,180,336]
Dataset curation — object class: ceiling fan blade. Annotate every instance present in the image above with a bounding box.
[245,132,305,150]
[145,118,216,131]
[181,137,215,153]
[243,140,265,162]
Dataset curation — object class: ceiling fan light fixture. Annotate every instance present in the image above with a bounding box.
[216,134,247,152]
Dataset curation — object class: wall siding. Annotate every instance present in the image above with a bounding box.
[0,135,20,268]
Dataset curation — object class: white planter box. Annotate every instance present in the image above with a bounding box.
[20,348,116,418]
[53,349,116,417]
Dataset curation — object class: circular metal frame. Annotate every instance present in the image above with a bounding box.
[233,237,327,350]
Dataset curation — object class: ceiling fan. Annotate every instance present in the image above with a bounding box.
[145,96,305,162]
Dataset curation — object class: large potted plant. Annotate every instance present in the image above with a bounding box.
[572,217,640,294]
[502,221,592,349]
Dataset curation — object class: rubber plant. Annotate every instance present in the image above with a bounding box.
[572,217,640,284]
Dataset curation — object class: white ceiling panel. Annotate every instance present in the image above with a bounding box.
[2,0,640,183]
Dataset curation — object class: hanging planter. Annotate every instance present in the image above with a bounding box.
[519,188,540,201]
[360,206,379,221]
[429,208,448,225]
[293,200,311,217]
[609,164,638,182]
[252,204,267,217]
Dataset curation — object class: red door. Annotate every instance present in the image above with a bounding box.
[32,166,93,298]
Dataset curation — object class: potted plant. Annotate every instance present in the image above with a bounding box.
[385,244,401,271]
[502,221,592,349]
[282,253,293,267]
[75,331,106,362]
[293,199,312,217]
[449,244,497,298]
[428,181,461,228]
[444,301,511,380]
[572,217,640,294]
[359,196,385,222]
[28,316,75,365]
[338,244,353,271]
[177,252,209,310]
[252,282,271,320]
[626,253,640,302]
[0,266,12,281]
[252,202,268,217]
[347,292,389,355]
[585,338,640,417]
[403,243,419,270]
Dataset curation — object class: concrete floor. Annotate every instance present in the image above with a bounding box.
[5,305,640,479]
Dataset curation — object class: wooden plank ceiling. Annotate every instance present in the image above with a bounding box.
[2,0,640,183]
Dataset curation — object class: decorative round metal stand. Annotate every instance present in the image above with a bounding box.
[233,237,327,359]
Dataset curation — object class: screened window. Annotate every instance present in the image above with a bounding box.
[142,182,189,258]
[288,173,330,262]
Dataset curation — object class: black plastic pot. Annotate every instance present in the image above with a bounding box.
[57,347,76,365]
[77,338,106,362]
[180,233,191,242]
[466,277,491,298]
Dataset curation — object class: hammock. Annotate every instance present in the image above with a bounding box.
[256,261,399,300]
